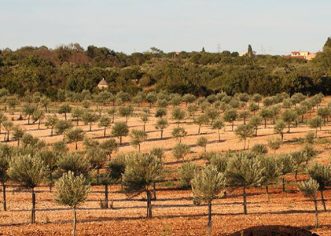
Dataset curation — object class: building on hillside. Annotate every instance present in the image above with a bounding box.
[97,78,109,90]
[290,51,316,61]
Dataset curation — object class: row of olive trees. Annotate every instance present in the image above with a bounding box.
[0,140,326,233]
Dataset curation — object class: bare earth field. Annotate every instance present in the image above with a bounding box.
[1,100,331,235]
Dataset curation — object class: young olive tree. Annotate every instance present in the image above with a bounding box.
[274,120,286,141]
[0,144,13,211]
[98,115,112,137]
[235,124,254,150]
[155,118,168,140]
[8,154,46,223]
[192,165,225,231]
[223,109,237,131]
[212,119,224,142]
[260,156,280,201]
[193,114,209,135]
[65,128,85,150]
[277,154,293,192]
[248,115,262,137]
[178,162,197,189]
[172,107,186,126]
[172,143,191,160]
[225,152,264,214]
[309,116,323,138]
[111,122,129,145]
[58,103,71,120]
[122,152,163,218]
[298,179,320,228]
[45,115,59,136]
[55,171,89,236]
[308,163,331,212]
[172,127,187,143]
[130,129,147,152]
[197,136,208,152]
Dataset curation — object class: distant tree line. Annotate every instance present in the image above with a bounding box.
[0,38,331,98]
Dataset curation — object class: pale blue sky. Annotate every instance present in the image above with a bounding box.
[0,0,330,54]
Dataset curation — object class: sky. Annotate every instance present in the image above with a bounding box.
[0,0,330,55]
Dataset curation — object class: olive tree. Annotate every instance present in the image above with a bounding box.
[172,127,187,143]
[155,118,168,140]
[212,119,224,142]
[308,163,331,211]
[192,165,225,230]
[65,128,85,150]
[281,109,297,133]
[260,156,280,201]
[225,152,264,214]
[298,179,320,228]
[274,120,286,141]
[178,162,197,189]
[8,154,46,223]
[111,122,129,145]
[193,114,209,135]
[309,116,323,138]
[277,154,293,192]
[172,143,190,160]
[82,111,99,132]
[58,103,71,120]
[197,136,208,152]
[55,171,89,236]
[248,115,262,136]
[223,109,237,131]
[122,152,162,218]
[172,107,186,126]
[0,144,12,211]
[98,115,111,137]
[130,129,147,152]
[235,124,254,150]
[45,115,59,136]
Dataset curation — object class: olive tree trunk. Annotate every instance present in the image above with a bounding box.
[2,182,6,211]
[104,184,109,209]
[31,188,36,224]
[243,185,247,215]
[314,198,319,228]
[72,207,77,236]
[320,189,327,212]
[146,190,152,218]
[207,200,212,228]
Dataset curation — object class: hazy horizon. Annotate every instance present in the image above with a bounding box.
[1,0,330,55]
